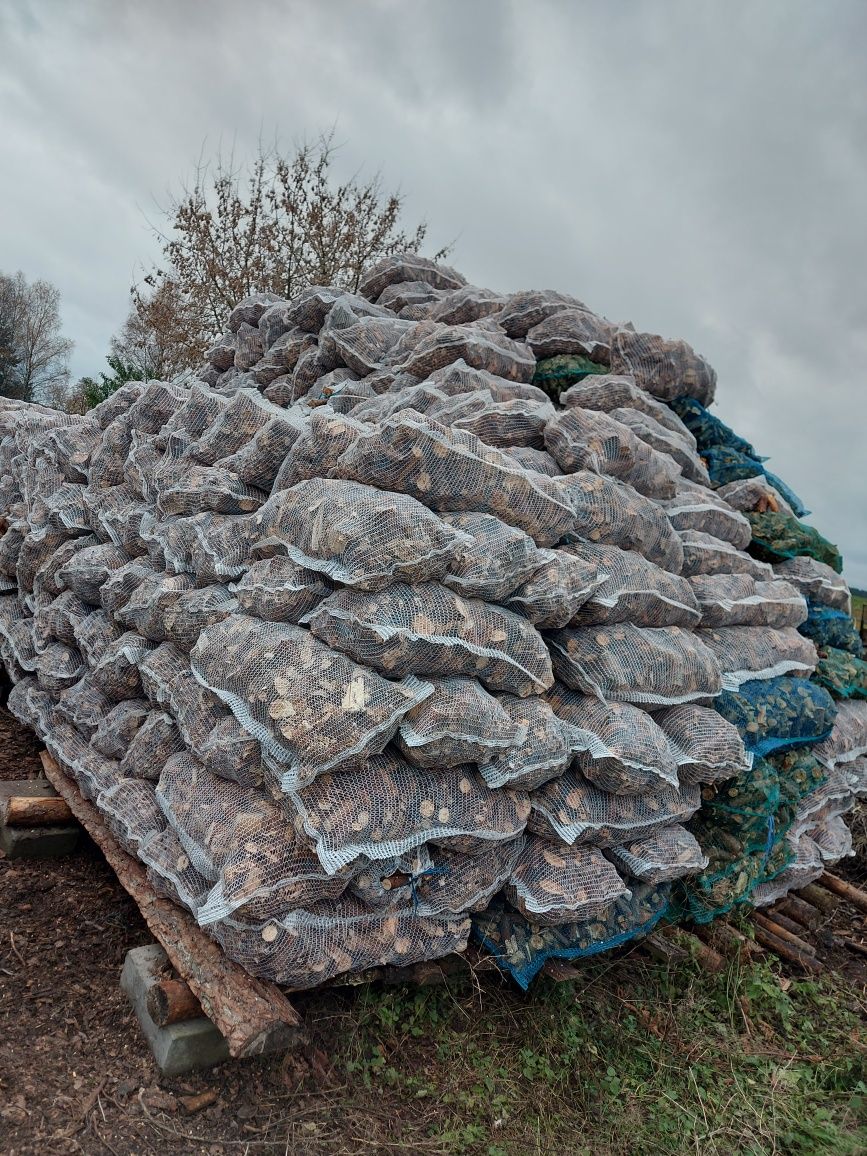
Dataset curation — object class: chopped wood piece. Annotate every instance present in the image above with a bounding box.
[146,977,203,1027]
[751,923,823,973]
[695,921,757,961]
[660,927,725,973]
[642,932,689,965]
[840,937,867,958]
[753,912,817,957]
[818,872,867,915]
[797,883,839,914]
[1,795,74,827]
[764,909,817,941]
[773,896,822,930]
[40,752,303,1058]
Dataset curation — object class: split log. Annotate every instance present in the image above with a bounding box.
[773,896,822,930]
[40,752,303,1058]
[797,883,839,914]
[751,923,823,974]
[818,872,867,915]
[146,976,203,1027]
[1,795,73,827]
[753,912,817,957]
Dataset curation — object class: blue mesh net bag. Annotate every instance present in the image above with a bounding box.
[669,397,761,459]
[700,449,809,517]
[472,883,671,989]
[713,676,837,757]
[798,604,863,655]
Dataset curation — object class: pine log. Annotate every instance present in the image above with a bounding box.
[660,926,725,973]
[763,909,817,942]
[642,932,689,965]
[797,883,839,914]
[773,896,822,930]
[40,752,303,1058]
[751,923,823,973]
[694,921,757,961]
[146,976,203,1027]
[818,872,867,915]
[753,912,817,957]
[2,795,73,827]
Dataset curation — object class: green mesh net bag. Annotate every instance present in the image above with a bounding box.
[813,646,867,700]
[746,511,842,572]
[532,355,608,401]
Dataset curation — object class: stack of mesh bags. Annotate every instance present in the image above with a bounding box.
[1,253,864,992]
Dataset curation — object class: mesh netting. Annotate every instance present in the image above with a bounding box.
[198,715,265,787]
[73,609,123,668]
[505,839,629,926]
[55,675,112,738]
[473,883,671,990]
[414,839,524,916]
[678,530,774,581]
[359,254,467,302]
[659,484,752,549]
[422,390,554,450]
[147,512,257,583]
[798,604,863,656]
[161,584,238,653]
[558,472,684,573]
[651,703,752,785]
[609,331,716,406]
[606,824,708,884]
[565,541,701,628]
[506,446,563,476]
[697,626,817,689]
[423,359,551,404]
[90,698,150,759]
[98,778,167,856]
[273,409,369,491]
[305,583,553,697]
[289,752,530,872]
[55,542,130,604]
[813,646,867,700]
[504,548,606,629]
[668,396,759,458]
[528,772,701,847]
[388,324,535,383]
[114,571,197,640]
[477,695,572,790]
[807,813,853,864]
[812,700,867,768]
[772,557,851,613]
[548,624,722,706]
[746,511,842,572]
[35,642,85,693]
[609,407,709,486]
[689,574,808,629]
[34,590,91,649]
[716,476,796,518]
[191,614,432,789]
[713,676,837,757]
[118,711,184,780]
[497,290,586,339]
[395,677,526,767]
[229,557,330,623]
[440,512,541,603]
[544,406,644,479]
[546,683,680,794]
[43,721,119,802]
[337,411,575,546]
[252,477,473,591]
[525,307,613,362]
[559,375,697,442]
[319,316,418,376]
[749,832,823,907]
[91,631,154,700]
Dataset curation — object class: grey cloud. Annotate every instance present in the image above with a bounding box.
[1,0,865,580]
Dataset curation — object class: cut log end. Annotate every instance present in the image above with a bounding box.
[2,795,74,827]
[146,976,203,1027]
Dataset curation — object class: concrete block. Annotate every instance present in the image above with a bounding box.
[121,944,230,1075]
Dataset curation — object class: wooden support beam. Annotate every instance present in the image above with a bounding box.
[818,872,867,915]
[1,794,73,827]
[41,752,304,1059]
[797,883,839,914]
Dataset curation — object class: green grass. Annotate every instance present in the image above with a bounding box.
[315,942,866,1155]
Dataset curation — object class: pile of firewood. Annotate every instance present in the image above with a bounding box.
[1,252,865,988]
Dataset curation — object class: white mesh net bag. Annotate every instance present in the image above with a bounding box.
[305,583,554,697]
[545,684,680,794]
[251,477,474,591]
[229,557,330,623]
[528,772,701,848]
[660,482,752,549]
[90,698,150,759]
[55,675,112,738]
[688,574,807,629]
[505,838,630,926]
[288,751,530,872]
[478,695,572,790]
[565,541,701,628]
[608,329,716,406]
[35,642,85,694]
[118,711,184,780]
[413,839,525,916]
[772,556,851,613]
[812,701,867,769]
[191,615,433,789]
[336,412,575,546]
[440,512,541,603]
[697,626,817,689]
[98,778,167,856]
[90,632,154,700]
[651,703,752,785]
[678,530,774,580]
[504,548,606,629]
[559,375,696,441]
[394,677,526,768]
[548,624,722,706]
[73,609,123,668]
[716,476,795,518]
[559,472,684,573]
[544,406,644,479]
[609,407,710,486]
[605,824,708,884]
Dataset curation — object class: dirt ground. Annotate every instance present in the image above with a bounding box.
[1,698,865,1156]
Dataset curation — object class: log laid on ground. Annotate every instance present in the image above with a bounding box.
[797,883,839,914]
[1,794,74,827]
[660,926,725,973]
[753,912,817,957]
[773,896,822,931]
[818,872,867,915]
[40,752,303,1058]
[751,922,823,973]
[694,920,757,961]
[642,932,689,965]
[840,936,867,958]
[146,976,204,1027]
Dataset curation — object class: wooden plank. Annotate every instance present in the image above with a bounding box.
[2,795,73,827]
[40,752,304,1059]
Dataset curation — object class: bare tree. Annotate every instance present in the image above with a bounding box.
[121,133,448,374]
[0,271,74,401]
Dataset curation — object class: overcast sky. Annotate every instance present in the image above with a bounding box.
[1,0,865,582]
